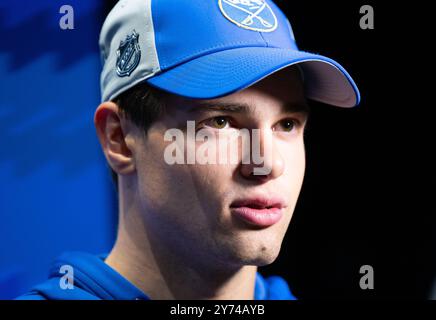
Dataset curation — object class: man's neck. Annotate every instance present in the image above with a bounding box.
[104,212,257,300]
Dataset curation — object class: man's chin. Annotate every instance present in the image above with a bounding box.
[222,241,283,267]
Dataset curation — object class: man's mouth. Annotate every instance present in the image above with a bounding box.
[229,196,286,228]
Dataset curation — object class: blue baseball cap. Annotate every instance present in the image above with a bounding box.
[99,0,360,107]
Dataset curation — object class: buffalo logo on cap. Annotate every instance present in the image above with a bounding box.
[218,0,278,32]
[116,30,141,77]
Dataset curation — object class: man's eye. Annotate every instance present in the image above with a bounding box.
[206,116,230,129]
[275,119,298,132]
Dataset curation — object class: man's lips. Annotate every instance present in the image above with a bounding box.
[230,196,286,227]
[230,197,286,209]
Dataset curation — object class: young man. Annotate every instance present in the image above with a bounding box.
[17,0,360,300]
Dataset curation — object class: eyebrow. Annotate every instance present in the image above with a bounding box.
[188,101,310,115]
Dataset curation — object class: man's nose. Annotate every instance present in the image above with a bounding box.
[239,128,284,182]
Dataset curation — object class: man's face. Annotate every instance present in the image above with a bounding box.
[131,67,308,270]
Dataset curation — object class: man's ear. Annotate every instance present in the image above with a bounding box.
[94,101,136,176]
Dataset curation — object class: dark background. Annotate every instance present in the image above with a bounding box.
[259,1,432,300]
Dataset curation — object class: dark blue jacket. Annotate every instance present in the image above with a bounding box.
[16,251,296,300]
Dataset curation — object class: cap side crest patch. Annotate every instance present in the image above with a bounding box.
[116,30,141,77]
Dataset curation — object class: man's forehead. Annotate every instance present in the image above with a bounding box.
[187,100,309,116]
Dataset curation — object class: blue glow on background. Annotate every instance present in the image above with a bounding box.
[0,0,116,298]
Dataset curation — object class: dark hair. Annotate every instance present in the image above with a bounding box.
[110,82,168,191]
